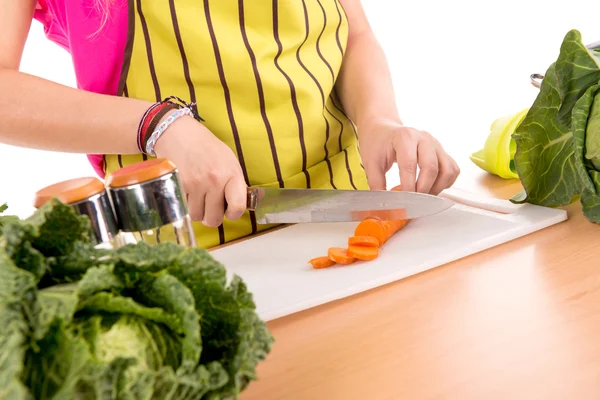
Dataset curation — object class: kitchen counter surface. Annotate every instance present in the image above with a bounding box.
[237,167,600,400]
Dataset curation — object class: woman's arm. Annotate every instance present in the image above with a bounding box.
[0,1,249,226]
[335,0,400,129]
[336,0,459,194]
[0,0,149,154]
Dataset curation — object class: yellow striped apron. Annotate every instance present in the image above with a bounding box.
[104,0,369,249]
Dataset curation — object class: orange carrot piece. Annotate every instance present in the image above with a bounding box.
[348,245,379,261]
[328,247,356,265]
[353,184,410,245]
[354,218,387,246]
[348,235,379,248]
[309,256,336,269]
[382,219,409,242]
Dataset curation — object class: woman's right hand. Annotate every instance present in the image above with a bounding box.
[153,116,248,228]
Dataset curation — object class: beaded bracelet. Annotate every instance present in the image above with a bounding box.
[145,107,194,156]
[136,96,204,154]
[141,103,180,153]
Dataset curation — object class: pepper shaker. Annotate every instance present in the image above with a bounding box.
[105,158,197,247]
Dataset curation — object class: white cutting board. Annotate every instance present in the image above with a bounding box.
[210,187,568,321]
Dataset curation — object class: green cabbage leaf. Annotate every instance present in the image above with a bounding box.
[0,199,273,399]
[512,29,600,222]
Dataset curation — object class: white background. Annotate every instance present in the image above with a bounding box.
[1,0,598,218]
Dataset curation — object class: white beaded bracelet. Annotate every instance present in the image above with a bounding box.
[145,107,193,156]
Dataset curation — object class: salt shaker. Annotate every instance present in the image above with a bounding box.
[105,158,197,247]
[33,177,127,249]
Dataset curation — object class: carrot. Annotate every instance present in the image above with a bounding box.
[382,219,409,242]
[309,256,336,269]
[348,245,379,261]
[353,184,410,246]
[328,247,356,265]
[353,218,387,246]
[313,185,410,269]
[348,235,379,248]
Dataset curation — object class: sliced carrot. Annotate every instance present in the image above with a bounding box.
[315,185,409,269]
[309,256,336,269]
[348,245,379,261]
[354,218,387,246]
[328,247,356,265]
[383,219,409,242]
[348,235,379,248]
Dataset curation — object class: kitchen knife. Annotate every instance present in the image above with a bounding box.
[240,187,454,224]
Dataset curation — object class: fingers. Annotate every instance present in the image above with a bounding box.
[394,134,418,192]
[429,148,460,195]
[224,176,248,221]
[366,164,387,190]
[415,142,439,193]
[392,128,459,194]
[187,191,206,222]
[203,185,226,228]
[186,173,247,227]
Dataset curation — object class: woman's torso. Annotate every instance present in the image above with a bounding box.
[34,0,368,248]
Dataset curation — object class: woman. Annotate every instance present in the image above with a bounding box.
[1,0,459,248]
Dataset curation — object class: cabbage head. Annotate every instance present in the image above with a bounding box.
[512,29,600,221]
[0,199,273,399]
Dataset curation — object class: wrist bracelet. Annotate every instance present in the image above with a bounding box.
[136,96,202,155]
[145,107,193,156]
[141,103,180,153]
[137,102,164,153]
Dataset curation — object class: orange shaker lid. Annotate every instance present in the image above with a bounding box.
[106,158,177,188]
[34,177,106,208]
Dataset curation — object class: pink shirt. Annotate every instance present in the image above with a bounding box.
[34,0,129,177]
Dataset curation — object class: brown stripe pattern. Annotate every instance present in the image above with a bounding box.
[314,0,357,189]
[298,0,336,189]
[136,0,161,101]
[272,0,310,188]
[238,0,284,189]
[169,1,226,243]
[204,0,257,234]
[333,0,345,55]
[328,0,357,188]
[315,0,335,82]
[168,0,198,115]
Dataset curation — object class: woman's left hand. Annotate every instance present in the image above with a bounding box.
[358,120,460,195]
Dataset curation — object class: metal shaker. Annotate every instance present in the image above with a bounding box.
[105,158,197,247]
[33,177,127,249]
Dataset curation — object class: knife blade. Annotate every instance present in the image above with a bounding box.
[241,187,454,224]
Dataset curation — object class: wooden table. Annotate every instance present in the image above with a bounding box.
[239,166,600,400]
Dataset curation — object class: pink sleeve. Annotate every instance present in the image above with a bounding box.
[33,0,70,51]
[31,0,130,178]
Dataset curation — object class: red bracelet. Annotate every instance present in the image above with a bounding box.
[137,102,176,153]
[137,96,202,154]
[141,103,179,154]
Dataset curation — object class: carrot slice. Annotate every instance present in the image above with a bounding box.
[328,247,356,265]
[314,185,409,269]
[348,235,379,248]
[348,245,379,261]
[309,256,336,269]
[354,218,387,246]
